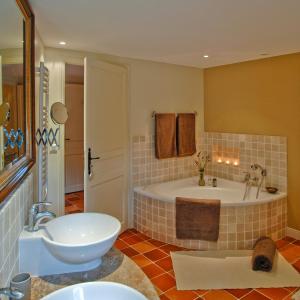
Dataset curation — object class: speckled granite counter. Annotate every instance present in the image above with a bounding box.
[31,248,159,300]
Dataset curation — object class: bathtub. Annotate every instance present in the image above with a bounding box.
[133,176,287,250]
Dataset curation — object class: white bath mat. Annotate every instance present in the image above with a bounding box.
[170,250,300,290]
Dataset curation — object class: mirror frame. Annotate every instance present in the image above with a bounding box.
[0,0,35,203]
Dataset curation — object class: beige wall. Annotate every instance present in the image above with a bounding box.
[44,48,204,137]
[204,52,300,230]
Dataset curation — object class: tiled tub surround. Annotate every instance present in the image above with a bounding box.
[134,191,287,250]
[132,135,199,187]
[132,132,287,192]
[200,132,287,192]
[0,174,33,287]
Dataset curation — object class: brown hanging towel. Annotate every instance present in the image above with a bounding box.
[176,197,221,241]
[155,113,177,159]
[177,113,196,157]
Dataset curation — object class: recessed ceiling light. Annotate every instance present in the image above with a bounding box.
[203,55,209,58]
[59,41,66,45]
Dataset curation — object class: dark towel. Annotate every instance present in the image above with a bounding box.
[155,113,177,159]
[252,236,276,272]
[176,113,196,157]
[176,197,221,241]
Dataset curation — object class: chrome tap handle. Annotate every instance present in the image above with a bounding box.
[31,202,52,210]
[0,287,24,299]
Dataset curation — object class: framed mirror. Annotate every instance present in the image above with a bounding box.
[0,0,35,202]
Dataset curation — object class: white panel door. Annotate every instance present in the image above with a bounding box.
[65,83,84,193]
[84,58,128,228]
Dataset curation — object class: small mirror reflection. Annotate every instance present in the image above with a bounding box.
[0,0,25,170]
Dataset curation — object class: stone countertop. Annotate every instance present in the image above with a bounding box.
[31,248,159,300]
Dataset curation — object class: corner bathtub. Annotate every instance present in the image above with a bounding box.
[133,177,287,250]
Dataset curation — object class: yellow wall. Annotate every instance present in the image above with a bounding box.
[204,53,300,230]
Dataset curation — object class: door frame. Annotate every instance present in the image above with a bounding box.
[45,50,130,223]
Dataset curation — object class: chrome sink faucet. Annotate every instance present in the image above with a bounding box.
[0,287,23,299]
[251,163,267,199]
[28,202,56,232]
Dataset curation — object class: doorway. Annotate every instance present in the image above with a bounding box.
[64,64,84,214]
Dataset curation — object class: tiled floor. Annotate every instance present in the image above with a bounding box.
[65,191,84,214]
[115,229,300,300]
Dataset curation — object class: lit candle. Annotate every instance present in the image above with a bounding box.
[217,158,222,163]
[233,161,239,166]
[225,160,230,165]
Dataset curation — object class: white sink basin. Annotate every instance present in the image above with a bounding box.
[41,282,147,300]
[43,213,121,264]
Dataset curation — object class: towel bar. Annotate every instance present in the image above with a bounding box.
[151,111,198,118]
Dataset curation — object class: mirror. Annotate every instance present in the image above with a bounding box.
[0,0,25,170]
[0,0,35,201]
[50,102,69,125]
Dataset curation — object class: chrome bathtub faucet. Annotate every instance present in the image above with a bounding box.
[27,202,56,232]
[250,163,267,199]
[0,287,23,299]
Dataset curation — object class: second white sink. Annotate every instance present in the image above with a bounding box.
[41,282,148,300]
[43,213,121,264]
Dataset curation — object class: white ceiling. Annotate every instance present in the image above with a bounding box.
[30,0,300,68]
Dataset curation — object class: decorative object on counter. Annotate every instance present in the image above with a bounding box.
[10,273,31,300]
[154,113,177,159]
[176,113,196,157]
[252,236,276,272]
[195,151,210,186]
[266,186,278,194]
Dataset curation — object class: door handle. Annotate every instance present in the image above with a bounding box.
[88,147,100,177]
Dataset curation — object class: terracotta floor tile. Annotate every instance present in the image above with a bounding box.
[151,273,176,292]
[203,290,236,300]
[241,290,270,300]
[121,247,139,257]
[135,232,151,240]
[226,288,252,298]
[131,241,157,253]
[195,290,208,296]
[144,249,168,261]
[156,256,174,271]
[118,230,135,240]
[114,239,129,250]
[164,287,199,300]
[148,239,167,247]
[276,239,290,249]
[142,263,165,279]
[131,254,152,267]
[160,244,184,254]
[160,294,170,300]
[123,235,144,245]
[279,244,300,263]
[128,228,139,234]
[117,230,300,300]
[256,288,290,300]
[293,259,300,272]
[283,236,296,242]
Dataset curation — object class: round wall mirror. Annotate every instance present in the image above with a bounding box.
[50,102,68,125]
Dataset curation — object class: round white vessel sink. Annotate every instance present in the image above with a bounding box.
[41,282,148,300]
[42,213,121,264]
